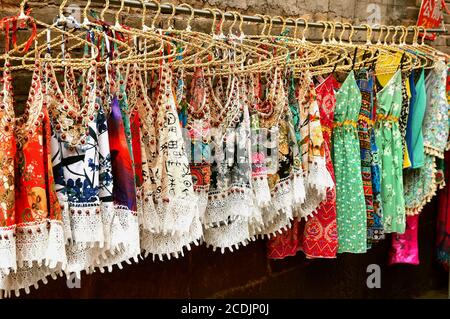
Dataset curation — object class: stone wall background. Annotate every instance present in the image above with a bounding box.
[0,0,448,298]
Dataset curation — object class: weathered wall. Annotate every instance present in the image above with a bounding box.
[0,0,448,299]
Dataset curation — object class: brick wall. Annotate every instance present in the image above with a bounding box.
[0,0,448,299]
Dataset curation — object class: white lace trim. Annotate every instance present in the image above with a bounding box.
[0,220,67,272]
[424,143,445,159]
[140,216,203,261]
[66,202,105,247]
[204,219,251,253]
[65,204,139,275]
[308,156,334,193]
[251,176,272,208]
[0,264,64,298]
[204,186,254,228]
[148,196,199,236]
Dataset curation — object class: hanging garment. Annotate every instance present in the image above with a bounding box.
[375,70,406,234]
[403,61,449,216]
[49,61,116,274]
[266,71,307,259]
[389,214,419,265]
[299,74,339,259]
[423,60,449,159]
[356,69,384,246]
[0,58,67,297]
[333,70,367,253]
[437,151,450,267]
[400,72,412,169]
[405,68,426,169]
[141,63,202,260]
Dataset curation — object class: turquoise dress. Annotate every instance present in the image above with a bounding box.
[333,71,367,253]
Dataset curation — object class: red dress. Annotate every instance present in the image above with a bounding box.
[298,75,339,258]
[1,58,66,297]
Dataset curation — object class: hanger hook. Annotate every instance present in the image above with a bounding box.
[256,14,267,35]
[151,0,161,30]
[228,11,237,36]
[235,11,244,37]
[83,0,91,24]
[418,25,427,45]
[383,26,391,45]
[319,21,328,44]
[295,18,308,42]
[19,0,28,19]
[401,26,408,45]
[100,0,109,21]
[214,8,225,36]
[271,16,285,35]
[390,26,398,45]
[412,25,419,46]
[205,8,217,35]
[115,0,125,27]
[361,23,372,45]
[347,23,355,44]
[266,15,273,35]
[59,0,69,19]
[329,21,337,43]
[286,17,296,38]
[165,3,176,30]
[179,3,194,31]
[338,22,347,43]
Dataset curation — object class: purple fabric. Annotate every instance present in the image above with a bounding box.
[108,96,137,211]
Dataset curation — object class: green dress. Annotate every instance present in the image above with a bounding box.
[333,71,367,253]
[375,70,406,234]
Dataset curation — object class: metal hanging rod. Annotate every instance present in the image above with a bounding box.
[61,0,447,34]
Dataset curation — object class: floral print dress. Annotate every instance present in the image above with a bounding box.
[0,57,67,297]
[375,70,405,234]
[333,70,367,253]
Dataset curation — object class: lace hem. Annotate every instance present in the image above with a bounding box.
[405,158,438,216]
[204,187,254,228]
[0,220,67,273]
[140,217,203,261]
[204,219,251,253]
[0,264,63,298]
[298,186,327,220]
[255,208,293,239]
[66,202,106,247]
[65,204,139,275]
[251,176,272,208]
[308,156,334,193]
[146,196,199,236]
[424,144,445,159]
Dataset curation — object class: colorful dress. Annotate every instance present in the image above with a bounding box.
[406,68,426,169]
[300,74,339,259]
[375,70,405,234]
[333,70,367,253]
[0,58,67,297]
[356,69,384,246]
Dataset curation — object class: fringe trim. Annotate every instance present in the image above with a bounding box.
[406,157,438,216]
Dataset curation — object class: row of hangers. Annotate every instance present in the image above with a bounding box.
[0,0,448,78]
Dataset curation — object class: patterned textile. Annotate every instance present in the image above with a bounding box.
[356,69,384,246]
[300,74,339,259]
[389,214,419,265]
[375,70,405,234]
[333,71,367,253]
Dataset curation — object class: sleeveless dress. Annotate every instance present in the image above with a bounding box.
[0,58,67,297]
[356,69,384,246]
[300,74,339,258]
[141,63,202,260]
[375,70,405,234]
[204,74,256,252]
[333,70,367,253]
